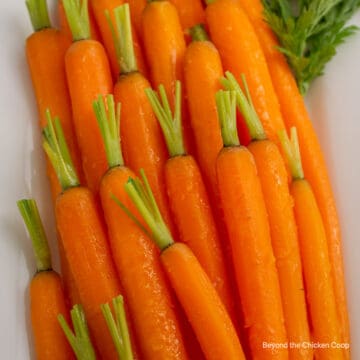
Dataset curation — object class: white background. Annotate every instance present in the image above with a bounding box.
[0,1,358,358]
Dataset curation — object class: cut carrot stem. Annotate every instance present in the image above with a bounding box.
[215,90,288,359]
[26,0,51,31]
[58,304,96,360]
[17,199,74,360]
[120,170,245,360]
[62,0,90,41]
[189,24,209,41]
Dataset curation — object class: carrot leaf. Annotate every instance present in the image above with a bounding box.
[106,3,138,74]
[145,81,185,157]
[58,304,96,360]
[221,72,266,141]
[190,24,210,42]
[93,95,124,169]
[17,199,52,272]
[62,0,90,41]
[215,89,240,147]
[278,127,304,180]
[26,0,51,32]
[101,295,134,360]
[42,109,79,191]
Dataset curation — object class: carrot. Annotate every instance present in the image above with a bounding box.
[215,90,288,359]
[95,93,188,359]
[109,4,176,236]
[141,0,195,154]
[120,170,245,360]
[25,0,83,202]
[279,128,346,360]
[89,0,147,78]
[42,114,127,360]
[237,0,350,350]
[62,0,113,194]
[17,199,74,360]
[168,0,205,30]
[145,82,235,321]
[126,0,146,37]
[226,73,311,359]
[205,0,285,143]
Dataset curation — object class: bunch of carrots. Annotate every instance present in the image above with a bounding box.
[20,0,351,359]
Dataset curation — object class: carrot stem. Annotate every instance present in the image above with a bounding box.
[26,0,51,31]
[145,81,185,157]
[123,170,174,250]
[106,4,138,74]
[17,199,51,272]
[62,0,90,41]
[101,295,134,360]
[93,95,124,168]
[58,304,96,360]
[42,110,79,190]
[221,71,266,141]
[215,90,240,147]
[278,127,304,180]
[190,24,209,42]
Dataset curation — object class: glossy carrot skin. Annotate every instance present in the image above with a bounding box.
[168,0,205,30]
[236,0,349,348]
[206,0,285,142]
[30,271,74,360]
[164,155,234,319]
[55,186,122,360]
[26,28,83,202]
[127,0,147,37]
[100,166,188,360]
[90,0,147,78]
[65,39,112,194]
[216,146,288,359]
[248,140,311,360]
[291,179,345,360]
[161,242,245,360]
[113,72,176,236]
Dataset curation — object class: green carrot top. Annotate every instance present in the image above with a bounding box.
[17,199,52,272]
[278,127,304,181]
[215,89,240,147]
[62,0,90,41]
[190,24,210,42]
[26,0,51,32]
[93,95,124,169]
[145,81,185,157]
[107,3,138,75]
[42,110,80,191]
[221,71,266,141]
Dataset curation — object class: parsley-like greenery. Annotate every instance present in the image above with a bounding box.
[262,0,360,94]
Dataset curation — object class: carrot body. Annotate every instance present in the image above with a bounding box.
[164,155,234,319]
[168,0,205,30]
[291,179,345,360]
[100,166,188,360]
[206,0,285,142]
[142,1,195,154]
[90,0,147,78]
[55,186,123,360]
[30,271,74,360]
[113,72,176,236]
[65,39,112,193]
[248,140,311,359]
[216,146,288,359]
[161,242,245,360]
[127,0,147,37]
[236,0,349,348]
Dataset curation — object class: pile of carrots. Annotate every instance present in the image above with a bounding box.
[20,0,350,358]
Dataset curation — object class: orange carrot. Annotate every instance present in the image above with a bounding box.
[168,0,205,30]
[226,74,311,359]
[17,199,74,360]
[89,0,147,78]
[237,0,350,349]
[42,114,128,360]
[126,0,146,37]
[279,128,346,360]
[215,90,288,359]
[205,0,285,143]
[146,82,235,321]
[121,170,245,360]
[95,94,188,359]
[62,0,113,194]
[142,0,195,154]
